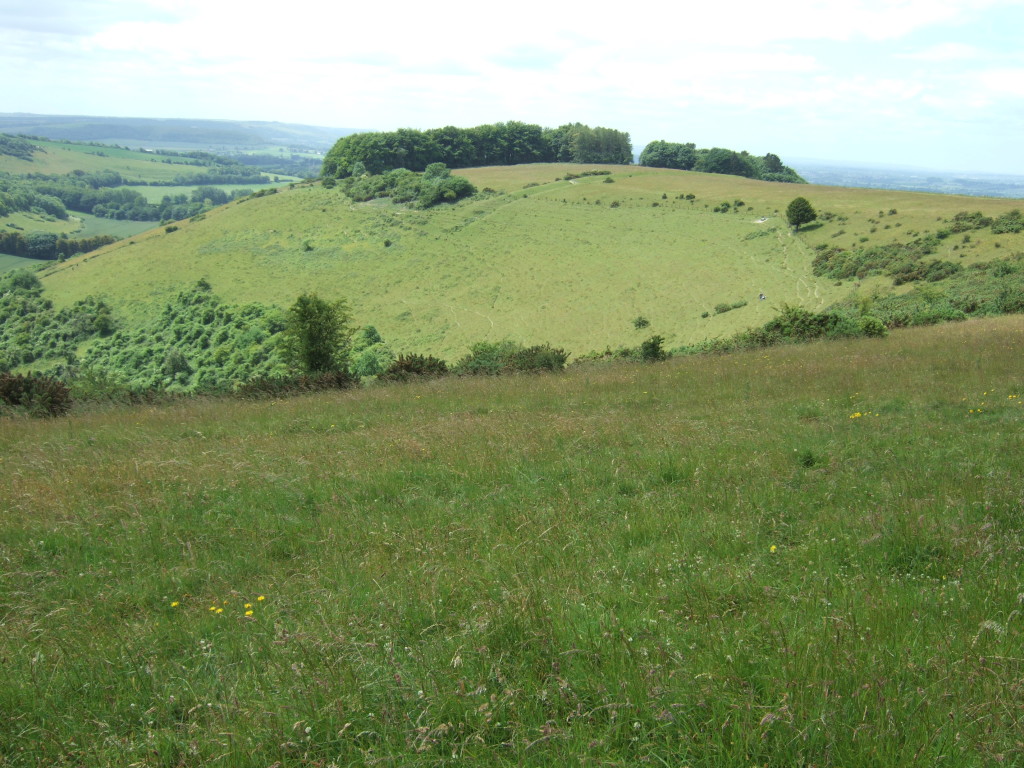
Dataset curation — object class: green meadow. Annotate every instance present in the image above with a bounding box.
[2,316,1023,766]
[0,252,38,273]
[5,210,156,238]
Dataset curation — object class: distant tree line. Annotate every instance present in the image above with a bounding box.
[0,230,118,260]
[639,141,805,183]
[232,152,323,179]
[322,122,633,178]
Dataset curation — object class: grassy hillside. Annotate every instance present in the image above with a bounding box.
[37,164,1024,360]
[2,316,1022,765]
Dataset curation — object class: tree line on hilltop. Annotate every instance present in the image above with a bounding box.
[639,141,805,183]
[321,122,804,185]
[322,122,634,178]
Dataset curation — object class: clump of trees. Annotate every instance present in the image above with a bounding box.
[338,163,476,208]
[322,122,632,179]
[639,142,805,183]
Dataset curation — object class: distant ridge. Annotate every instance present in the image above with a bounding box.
[792,158,1024,199]
[0,113,357,152]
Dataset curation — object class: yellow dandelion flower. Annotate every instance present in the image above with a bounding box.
[257,595,266,601]
[244,603,252,609]
[171,601,180,607]
[245,610,254,616]
[215,608,224,614]
[770,545,777,553]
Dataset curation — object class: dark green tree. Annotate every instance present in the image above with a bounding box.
[280,293,352,373]
[786,197,817,231]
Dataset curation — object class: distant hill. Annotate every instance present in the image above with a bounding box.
[32,163,1024,362]
[0,113,355,153]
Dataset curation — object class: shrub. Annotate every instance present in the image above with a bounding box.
[454,341,523,376]
[234,370,356,399]
[454,341,568,375]
[0,372,72,417]
[640,335,668,362]
[502,344,568,373]
[379,354,449,382]
[992,210,1024,234]
[350,343,396,378]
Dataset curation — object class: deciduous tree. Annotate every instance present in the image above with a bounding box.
[786,197,817,231]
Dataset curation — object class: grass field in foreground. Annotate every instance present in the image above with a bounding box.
[2,316,1023,766]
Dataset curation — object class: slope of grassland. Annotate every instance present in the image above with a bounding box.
[38,164,1024,359]
[2,316,1023,766]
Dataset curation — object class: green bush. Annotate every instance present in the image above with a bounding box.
[640,335,668,362]
[453,341,524,375]
[454,340,569,375]
[503,344,568,373]
[992,210,1024,234]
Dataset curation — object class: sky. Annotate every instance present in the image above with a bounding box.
[2,0,1023,175]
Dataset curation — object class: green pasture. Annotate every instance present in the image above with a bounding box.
[1,210,70,234]
[1,210,155,241]
[0,252,42,273]
[70,213,156,239]
[37,164,1024,360]
[0,139,216,182]
[2,316,1023,766]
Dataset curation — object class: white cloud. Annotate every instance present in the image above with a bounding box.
[4,0,1023,172]
[897,42,982,61]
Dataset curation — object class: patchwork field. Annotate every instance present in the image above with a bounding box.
[2,315,1023,766]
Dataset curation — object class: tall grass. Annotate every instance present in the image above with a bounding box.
[2,317,1023,765]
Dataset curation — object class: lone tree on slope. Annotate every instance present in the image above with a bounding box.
[786,196,817,232]
[281,293,352,374]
